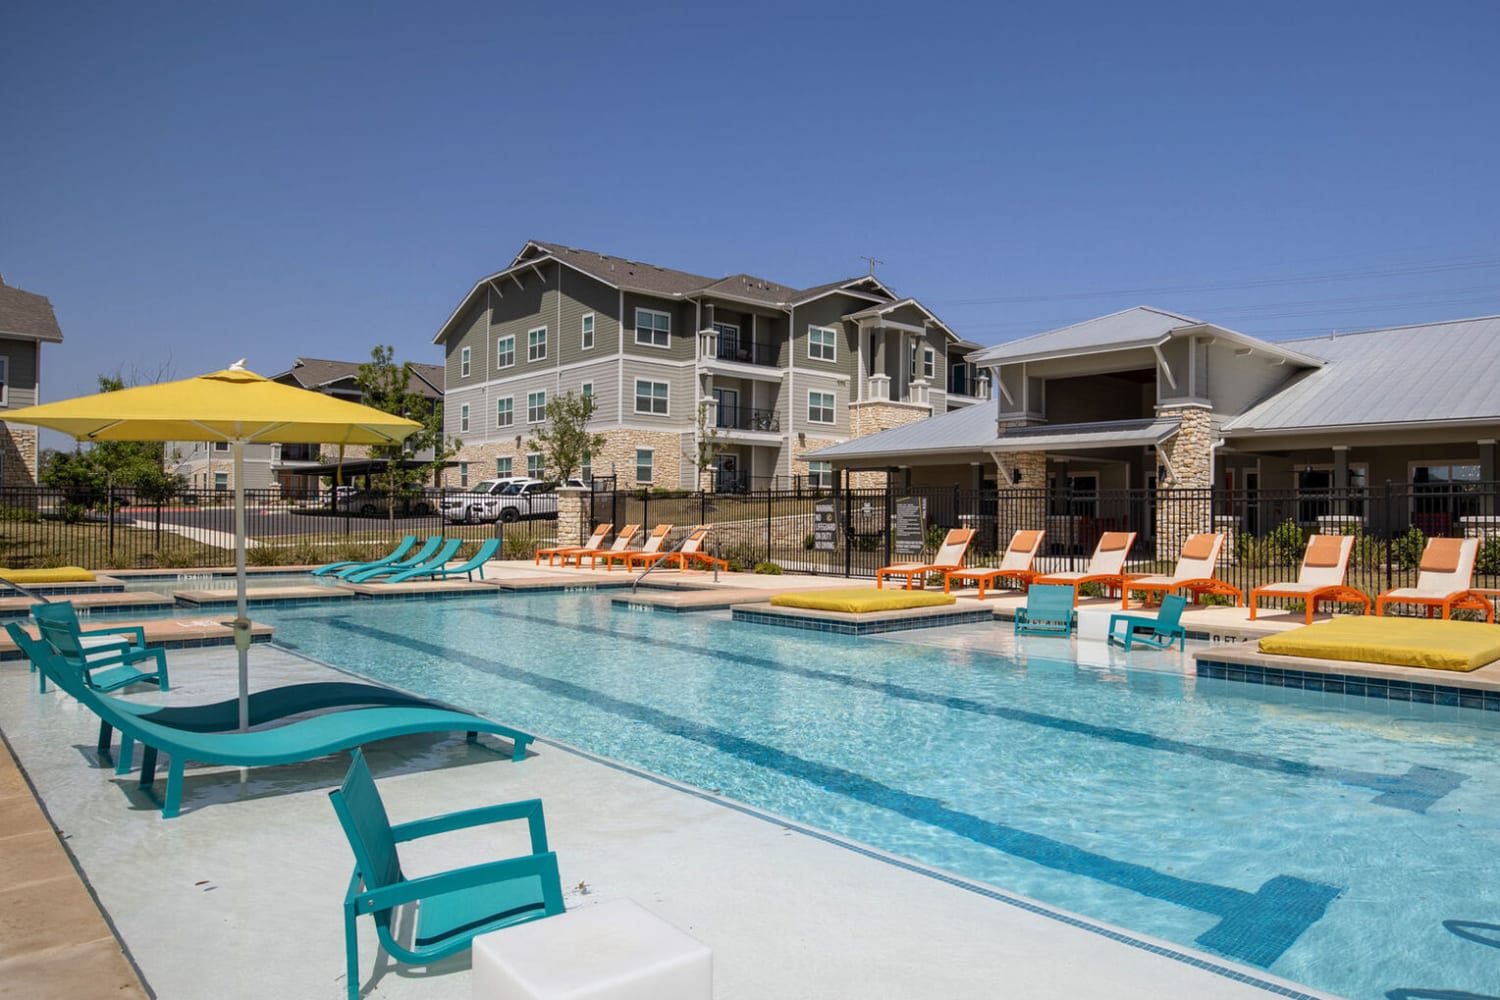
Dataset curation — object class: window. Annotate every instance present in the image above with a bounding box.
[581,313,595,350]
[808,460,833,489]
[713,322,741,359]
[581,452,592,483]
[581,382,592,399]
[635,448,653,484]
[528,326,548,362]
[0,356,9,405]
[808,391,834,424]
[214,441,229,452]
[495,397,513,428]
[460,347,471,377]
[495,456,512,478]
[496,336,515,369]
[635,379,669,415]
[527,391,547,423]
[527,453,544,478]
[808,325,837,362]
[459,462,469,488]
[214,472,228,491]
[460,403,470,433]
[922,347,935,379]
[635,308,671,348]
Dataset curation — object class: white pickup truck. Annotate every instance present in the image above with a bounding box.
[440,478,586,523]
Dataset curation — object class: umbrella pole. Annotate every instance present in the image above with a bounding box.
[232,440,250,731]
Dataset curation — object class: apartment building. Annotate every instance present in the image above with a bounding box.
[432,241,985,491]
[0,275,65,485]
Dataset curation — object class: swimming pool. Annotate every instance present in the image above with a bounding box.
[258,592,1500,1000]
[120,572,330,596]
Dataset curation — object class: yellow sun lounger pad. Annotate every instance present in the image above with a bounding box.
[1258,616,1500,672]
[0,566,96,584]
[770,589,956,613]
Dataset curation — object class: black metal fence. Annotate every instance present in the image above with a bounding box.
[586,481,1500,600]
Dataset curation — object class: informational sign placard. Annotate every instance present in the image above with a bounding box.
[893,496,926,555]
[813,500,837,551]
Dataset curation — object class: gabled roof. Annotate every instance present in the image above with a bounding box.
[843,297,960,342]
[698,273,801,306]
[965,305,1325,369]
[519,241,714,297]
[1222,315,1500,435]
[791,275,897,305]
[0,277,63,343]
[273,358,444,401]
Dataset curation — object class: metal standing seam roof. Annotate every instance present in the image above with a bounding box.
[806,409,1182,462]
[1222,315,1500,433]
[966,306,1204,365]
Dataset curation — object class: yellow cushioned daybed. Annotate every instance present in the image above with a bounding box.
[0,566,96,584]
[1258,616,1500,672]
[770,588,956,614]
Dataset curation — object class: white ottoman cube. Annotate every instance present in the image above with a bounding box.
[1074,606,1114,641]
[472,898,712,1000]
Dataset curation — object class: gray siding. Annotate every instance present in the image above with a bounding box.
[623,293,695,362]
[489,264,556,380]
[619,358,695,427]
[1206,343,1302,417]
[444,301,488,391]
[557,269,620,366]
[789,293,864,380]
[796,371,851,437]
[0,338,38,407]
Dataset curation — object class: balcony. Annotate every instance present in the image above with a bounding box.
[948,372,990,399]
[710,332,778,367]
[714,405,781,434]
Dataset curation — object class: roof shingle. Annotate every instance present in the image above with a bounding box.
[0,277,63,343]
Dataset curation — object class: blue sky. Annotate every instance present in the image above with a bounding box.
[4,0,1497,426]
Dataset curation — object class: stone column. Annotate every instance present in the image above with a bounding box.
[1154,405,1215,561]
[994,450,1048,552]
[554,487,588,549]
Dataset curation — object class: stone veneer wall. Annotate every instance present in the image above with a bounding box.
[447,429,687,490]
[846,401,932,489]
[993,450,1047,554]
[1154,404,1216,561]
[554,487,587,548]
[1,427,38,486]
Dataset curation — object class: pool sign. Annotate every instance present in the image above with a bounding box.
[893,497,925,555]
[813,500,837,551]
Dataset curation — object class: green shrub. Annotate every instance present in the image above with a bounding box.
[752,561,783,575]
[246,546,287,567]
[0,505,40,523]
[1198,592,1236,607]
[287,541,326,566]
[802,533,816,550]
[1477,537,1500,576]
[1392,526,1427,570]
[1263,519,1307,567]
[1078,582,1105,598]
[501,534,537,560]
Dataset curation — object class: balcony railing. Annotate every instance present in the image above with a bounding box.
[714,405,781,433]
[948,373,988,398]
[712,333,777,367]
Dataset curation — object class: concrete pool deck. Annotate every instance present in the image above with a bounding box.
[0,625,1343,999]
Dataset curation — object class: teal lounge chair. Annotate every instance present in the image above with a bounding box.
[1014,583,1076,636]
[32,602,168,692]
[333,535,444,580]
[312,535,417,577]
[386,538,501,583]
[347,537,462,583]
[1108,594,1188,651]
[7,624,464,763]
[13,628,535,819]
[329,749,564,1000]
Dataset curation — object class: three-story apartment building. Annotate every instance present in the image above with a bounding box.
[0,275,65,486]
[432,241,985,491]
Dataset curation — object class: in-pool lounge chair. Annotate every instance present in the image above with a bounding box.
[1120,533,1242,610]
[1249,534,1370,624]
[312,535,417,577]
[346,538,462,583]
[600,524,674,571]
[944,529,1046,599]
[662,526,728,571]
[566,523,640,569]
[31,602,168,692]
[534,524,610,567]
[1032,531,1138,607]
[15,629,535,819]
[386,538,500,583]
[876,528,975,590]
[329,749,564,1000]
[1108,594,1188,651]
[1375,536,1492,622]
[331,536,445,580]
[1014,583,1076,636]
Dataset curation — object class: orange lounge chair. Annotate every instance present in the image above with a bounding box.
[876,528,975,590]
[570,524,640,569]
[1121,532,1242,609]
[662,526,727,572]
[600,524,674,572]
[944,529,1046,599]
[1032,531,1138,606]
[1249,534,1370,624]
[535,523,611,567]
[1375,537,1492,622]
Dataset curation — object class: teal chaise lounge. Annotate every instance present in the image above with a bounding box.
[312,535,418,577]
[1107,594,1189,650]
[332,535,445,580]
[386,538,501,583]
[346,537,462,583]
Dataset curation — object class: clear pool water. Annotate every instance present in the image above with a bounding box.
[258,593,1500,1000]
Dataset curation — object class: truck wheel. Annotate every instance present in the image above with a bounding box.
[500,507,520,523]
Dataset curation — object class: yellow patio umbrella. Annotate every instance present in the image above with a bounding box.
[2,363,422,728]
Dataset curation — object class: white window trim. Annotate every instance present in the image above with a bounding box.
[460,347,471,377]
[0,355,9,406]
[635,308,672,349]
[496,397,513,428]
[496,335,515,370]
[581,382,593,398]
[460,403,470,433]
[807,325,837,362]
[635,447,655,484]
[581,312,595,351]
[808,460,833,488]
[495,457,513,477]
[527,452,545,477]
[527,391,547,424]
[807,390,835,424]
[634,379,670,416]
[923,347,936,379]
[528,326,548,362]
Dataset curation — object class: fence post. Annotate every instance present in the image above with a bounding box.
[765,488,772,563]
[883,474,893,569]
[1385,480,1395,592]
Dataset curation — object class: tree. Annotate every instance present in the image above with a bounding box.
[692,401,722,488]
[39,451,106,522]
[355,346,461,510]
[526,391,606,483]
